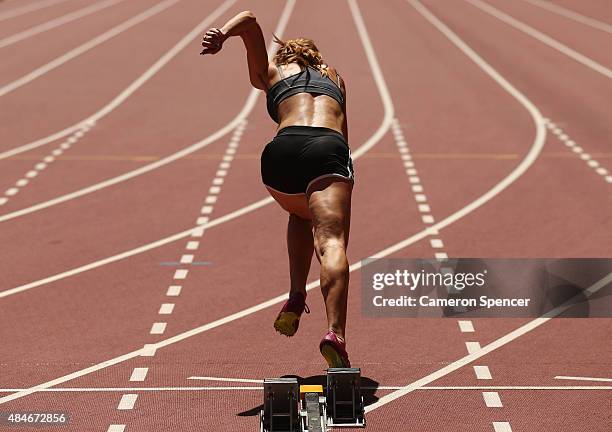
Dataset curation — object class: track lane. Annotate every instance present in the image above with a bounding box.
[0,0,93,38]
[0,0,271,210]
[485,0,612,67]
[0,0,239,154]
[0,0,393,392]
[0,0,552,428]
[0,0,177,91]
[2,0,610,430]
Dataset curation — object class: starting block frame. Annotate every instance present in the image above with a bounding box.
[260,369,365,432]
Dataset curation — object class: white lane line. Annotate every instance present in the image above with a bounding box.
[390,119,446,256]
[117,394,137,410]
[466,0,612,79]
[158,303,175,315]
[185,241,199,250]
[0,0,71,22]
[474,365,493,380]
[434,252,448,259]
[180,254,194,264]
[544,119,611,185]
[555,375,612,383]
[149,323,166,335]
[129,368,148,382]
[107,425,126,432]
[458,320,475,333]
[1,125,91,207]
[0,0,544,309]
[188,376,264,383]
[166,285,181,297]
[0,0,183,98]
[173,269,188,280]
[465,341,482,354]
[0,0,295,224]
[2,385,612,392]
[365,271,612,413]
[0,0,547,404]
[0,0,128,49]
[0,0,236,163]
[140,344,157,357]
[483,391,503,407]
[429,238,444,248]
[1,273,609,406]
[493,422,513,432]
[521,0,612,35]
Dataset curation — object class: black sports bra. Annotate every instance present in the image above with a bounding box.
[266,65,345,123]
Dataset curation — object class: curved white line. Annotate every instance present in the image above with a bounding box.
[0,0,547,404]
[0,0,71,22]
[0,0,128,49]
[0,0,393,224]
[521,0,612,35]
[467,0,612,79]
[0,0,395,403]
[0,0,240,222]
[0,0,230,161]
[0,0,181,98]
[1,0,547,304]
[0,0,396,297]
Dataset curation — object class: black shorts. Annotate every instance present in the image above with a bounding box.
[261,126,355,195]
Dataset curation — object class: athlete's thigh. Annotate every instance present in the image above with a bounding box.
[266,187,311,220]
[307,178,353,245]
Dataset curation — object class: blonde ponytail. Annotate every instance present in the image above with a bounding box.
[273,35,329,77]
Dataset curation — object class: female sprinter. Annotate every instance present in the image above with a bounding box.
[201,11,353,368]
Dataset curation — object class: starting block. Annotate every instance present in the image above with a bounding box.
[260,369,365,432]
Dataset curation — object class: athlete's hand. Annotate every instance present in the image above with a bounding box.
[200,28,226,55]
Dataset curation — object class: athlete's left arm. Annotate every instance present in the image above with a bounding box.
[200,11,269,90]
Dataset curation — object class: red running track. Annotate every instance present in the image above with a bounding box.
[0,0,610,431]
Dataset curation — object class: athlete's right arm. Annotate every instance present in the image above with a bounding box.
[201,11,269,90]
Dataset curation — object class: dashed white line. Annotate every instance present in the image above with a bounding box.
[129,368,148,382]
[186,241,199,251]
[0,0,553,411]
[493,422,513,432]
[474,366,493,380]
[180,255,194,264]
[106,425,126,432]
[544,119,611,184]
[166,285,181,297]
[117,394,137,410]
[140,345,157,357]
[429,238,444,248]
[421,214,435,224]
[158,304,175,315]
[465,341,482,354]
[149,323,167,335]
[1,125,92,206]
[483,391,503,407]
[173,269,188,280]
[458,320,475,333]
